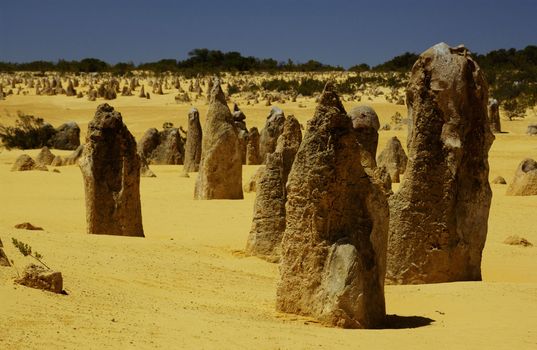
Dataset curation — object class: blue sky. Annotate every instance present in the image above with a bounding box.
[0,0,535,68]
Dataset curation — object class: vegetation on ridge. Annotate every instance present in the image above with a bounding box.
[0,46,535,114]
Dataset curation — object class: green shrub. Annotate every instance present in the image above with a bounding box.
[296,78,325,96]
[0,112,56,150]
[12,238,50,270]
[261,79,297,92]
[348,63,370,72]
[227,84,241,96]
[503,99,526,120]
[261,78,325,96]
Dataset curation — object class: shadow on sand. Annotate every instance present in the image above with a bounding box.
[384,314,435,329]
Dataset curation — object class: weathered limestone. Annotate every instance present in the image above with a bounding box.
[139,154,156,178]
[376,137,408,183]
[492,176,507,184]
[206,79,214,101]
[232,107,249,164]
[487,98,501,133]
[14,222,44,230]
[51,144,84,166]
[387,43,494,284]
[194,80,243,199]
[237,129,249,165]
[183,108,202,172]
[243,166,265,193]
[373,165,393,196]
[246,152,286,261]
[274,115,302,175]
[66,80,76,96]
[506,158,537,196]
[175,92,190,103]
[79,104,144,237]
[48,122,81,150]
[121,86,133,96]
[348,105,380,168]
[276,83,389,329]
[11,154,47,171]
[246,127,261,165]
[153,82,164,95]
[503,235,533,247]
[246,115,302,261]
[137,127,184,165]
[15,264,63,294]
[0,238,10,267]
[35,146,55,166]
[259,107,285,163]
[232,107,248,132]
[87,89,97,101]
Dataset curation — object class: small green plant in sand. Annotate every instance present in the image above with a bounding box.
[11,238,50,270]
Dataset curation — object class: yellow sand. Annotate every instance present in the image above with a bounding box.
[0,89,536,349]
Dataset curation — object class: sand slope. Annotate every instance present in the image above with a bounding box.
[1,93,536,349]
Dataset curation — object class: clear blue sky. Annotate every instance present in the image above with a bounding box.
[0,0,535,68]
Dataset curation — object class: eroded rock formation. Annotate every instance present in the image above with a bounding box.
[348,105,380,168]
[506,158,537,196]
[79,104,144,237]
[194,79,243,199]
[276,83,388,329]
[259,107,285,163]
[183,108,202,172]
[246,115,302,261]
[138,127,184,165]
[376,137,407,183]
[387,43,494,284]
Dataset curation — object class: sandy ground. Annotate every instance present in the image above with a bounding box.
[0,90,536,349]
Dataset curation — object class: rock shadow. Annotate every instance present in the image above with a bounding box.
[384,314,435,329]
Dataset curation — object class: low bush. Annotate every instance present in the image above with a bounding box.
[0,112,56,150]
